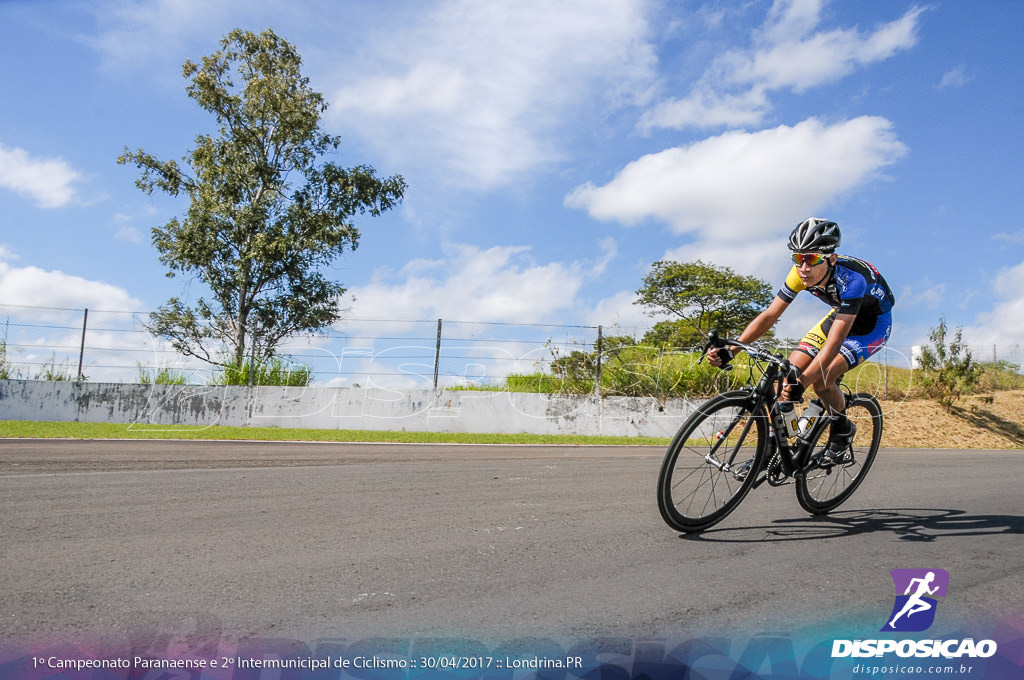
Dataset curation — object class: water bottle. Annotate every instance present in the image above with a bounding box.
[798,399,825,436]
[778,401,799,437]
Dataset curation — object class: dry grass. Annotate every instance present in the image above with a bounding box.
[878,390,1024,449]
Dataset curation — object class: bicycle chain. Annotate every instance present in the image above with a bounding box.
[765,451,792,486]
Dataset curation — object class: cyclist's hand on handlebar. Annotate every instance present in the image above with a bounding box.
[780,382,803,402]
[780,366,805,402]
[707,346,734,368]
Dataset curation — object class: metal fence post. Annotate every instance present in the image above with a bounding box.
[433,318,442,390]
[77,308,88,381]
[993,344,998,390]
[883,346,888,400]
[595,325,603,397]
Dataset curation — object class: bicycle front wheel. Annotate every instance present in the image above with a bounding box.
[657,391,768,533]
[796,393,883,514]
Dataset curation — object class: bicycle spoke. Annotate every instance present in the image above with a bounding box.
[796,395,882,514]
[658,393,766,532]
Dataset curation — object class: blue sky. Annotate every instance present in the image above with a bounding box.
[1,0,1023,359]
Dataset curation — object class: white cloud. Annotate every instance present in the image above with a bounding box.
[646,2,925,131]
[84,0,659,189]
[898,280,948,312]
[327,0,657,188]
[592,238,619,278]
[0,143,82,208]
[661,239,789,285]
[993,230,1024,245]
[580,290,659,335]
[348,244,588,323]
[566,116,907,269]
[114,224,145,244]
[735,5,924,92]
[757,0,826,45]
[963,260,1024,346]
[0,250,142,311]
[333,62,468,116]
[111,210,151,244]
[640,87,770,132]
[84,0,239,73]
[938,65,972,90]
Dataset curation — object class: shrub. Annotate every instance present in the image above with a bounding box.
[212,357,311,386]
[137,364,189,385]
[918,318,983,411]
[36,354,77,381]
[0,340,13,380]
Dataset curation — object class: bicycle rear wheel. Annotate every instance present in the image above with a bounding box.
[796,393,883,514]
[657,391,768,533]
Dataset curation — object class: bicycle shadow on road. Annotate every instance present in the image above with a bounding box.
[678,508,1024,542]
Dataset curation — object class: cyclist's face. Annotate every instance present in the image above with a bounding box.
[794,253,834,285]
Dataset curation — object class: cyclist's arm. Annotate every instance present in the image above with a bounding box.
[708,296,789,366]
[798,311,856,386]
[735,296,789,345]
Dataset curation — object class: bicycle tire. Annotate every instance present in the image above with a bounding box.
[657,390,768,533]
[796,393,883,514]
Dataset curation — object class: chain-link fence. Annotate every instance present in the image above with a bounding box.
[2,303,1021,391]
[0,304,605,388]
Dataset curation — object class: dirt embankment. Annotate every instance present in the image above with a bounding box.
[879,390,1024,449]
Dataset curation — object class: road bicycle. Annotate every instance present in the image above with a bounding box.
[657,331,883,533]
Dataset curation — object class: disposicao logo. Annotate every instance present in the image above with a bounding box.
[831,568,998,660]
[881,568,949,632]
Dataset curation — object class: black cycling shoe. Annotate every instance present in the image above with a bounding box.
[822,421,857,465]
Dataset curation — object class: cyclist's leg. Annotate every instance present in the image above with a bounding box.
[815,312,892,452]
[788,313,862,454]
[788,312,850,416]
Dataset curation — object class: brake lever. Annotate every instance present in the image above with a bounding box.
[701,329,734,371]
[698,329,719,364]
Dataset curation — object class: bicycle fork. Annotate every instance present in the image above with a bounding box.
[703,412,757,475]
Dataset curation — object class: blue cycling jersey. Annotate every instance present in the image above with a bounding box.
[777,255,895,335]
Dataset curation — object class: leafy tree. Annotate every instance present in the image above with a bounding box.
[635,260,773,339]
[918,318,983,411]
[549,335,637,384]
[119,29,406,371]
[551,349,595,382]
[640,320,706,349]
[598,335,639,360]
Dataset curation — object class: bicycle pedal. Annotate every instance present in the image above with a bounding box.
[831,449,855,466]
[817,447,854,467]
[812,450,835,468]
[731,458,754,481]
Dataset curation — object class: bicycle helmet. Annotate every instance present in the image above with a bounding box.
[788,218,840,253]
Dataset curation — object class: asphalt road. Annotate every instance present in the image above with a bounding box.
[2,439,1022,655]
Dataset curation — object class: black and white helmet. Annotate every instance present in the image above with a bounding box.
[788,217,840,252]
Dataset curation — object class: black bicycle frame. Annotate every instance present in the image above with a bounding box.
[702,329,832,484]
[742,357,832,485]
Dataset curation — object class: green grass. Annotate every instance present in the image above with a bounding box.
[0,420,670,446]
[449,346,1023,401]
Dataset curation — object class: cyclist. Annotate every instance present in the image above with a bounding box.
[708,218,894,459]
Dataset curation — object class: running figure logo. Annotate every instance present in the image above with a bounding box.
[881,568,950,632]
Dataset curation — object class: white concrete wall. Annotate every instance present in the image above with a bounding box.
[0,379,697,438]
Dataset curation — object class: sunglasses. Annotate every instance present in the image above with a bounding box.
[791,252,830,266]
